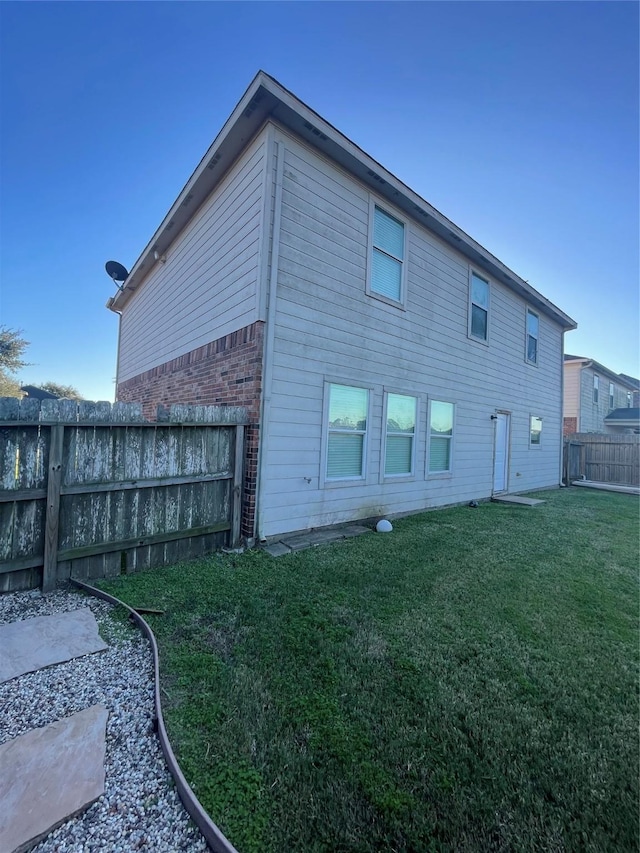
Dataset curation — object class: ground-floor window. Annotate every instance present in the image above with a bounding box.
[384,393,417,476]
[326,383,369,479]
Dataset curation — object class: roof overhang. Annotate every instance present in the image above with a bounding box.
[107,71,577,330]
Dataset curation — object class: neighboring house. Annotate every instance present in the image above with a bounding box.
[19,385,59,401]
[110,71,577,541]
[619,374,640,408]
[563,355,638,435]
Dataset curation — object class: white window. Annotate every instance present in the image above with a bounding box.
[368,205,405,304]
[428,401,454,473]
[526,309,539,365]
[530,416,542,446]
[326,384,369,480]
[593,375,599,404]
[609,382,615,409]
[384,393,417,477]
[469,272,490,341]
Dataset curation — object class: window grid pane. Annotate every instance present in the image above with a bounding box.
[372,249,402,301]
[429,436,451,472]
[329,384,368,430]
[471,274,489,308]
[385,435,413,475]
[527,335,538,363]
[374,207,404,260]
[471,304,487,340]
[327,433,365,478]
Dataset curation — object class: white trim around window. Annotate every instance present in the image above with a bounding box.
[468,269,490,344]
[321,380,373,488]
[382,391,418,481]
[529,415,543,447]
[593,374,599,404]
[525,308,539,366]
[427,399,456,476]
[366,197,408,309]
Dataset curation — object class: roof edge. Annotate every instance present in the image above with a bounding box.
[108,71,577,330]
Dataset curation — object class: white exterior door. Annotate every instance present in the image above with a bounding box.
[493,412,510,493]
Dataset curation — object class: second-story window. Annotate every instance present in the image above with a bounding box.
[469,272,490,342]
[370,205,405,303]
[609,382,615,410]
[593,375,599,404]
[526,309,539,365]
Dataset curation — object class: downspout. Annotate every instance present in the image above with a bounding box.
[255,135,285,541]
[113,309,123,402]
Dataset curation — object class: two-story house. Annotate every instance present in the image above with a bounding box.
[563,355,639,435]
[110,72,577,541]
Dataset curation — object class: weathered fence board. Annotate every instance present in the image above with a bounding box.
[0,399,247,592]
[564,433,640,487]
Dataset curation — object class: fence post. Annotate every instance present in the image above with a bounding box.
[231,424,245,547]
[43,424,64,592]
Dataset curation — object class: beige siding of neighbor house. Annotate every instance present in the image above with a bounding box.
[563,362,581,421]
[257,129,564,537]
[117,130,269,382]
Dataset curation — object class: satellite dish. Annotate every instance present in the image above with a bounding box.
[105,260,129,291]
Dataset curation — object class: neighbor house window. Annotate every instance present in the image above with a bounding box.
[428,401,454,473]
[609,382,615,410]
[384,393,417,476]
[526,309,539,364]
[369,205,405,303]
[593,375,599,403]
[326,384,369,479]
[469,272,490,341]
[530,416,543,446]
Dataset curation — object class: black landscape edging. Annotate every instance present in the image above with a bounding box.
[70,578,239,853]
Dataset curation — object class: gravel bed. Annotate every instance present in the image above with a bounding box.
[0,588,208,852]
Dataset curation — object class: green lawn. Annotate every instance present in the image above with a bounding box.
[99,488,639,853]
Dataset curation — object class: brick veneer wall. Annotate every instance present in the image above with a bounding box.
[563,417,578,436]
[117,321,264,540]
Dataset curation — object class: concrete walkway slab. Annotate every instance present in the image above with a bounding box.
[572,480,640,496]
[0,705,108,853]
[263,523,372,556]
[492,495,545,506]
[0,609,107,685]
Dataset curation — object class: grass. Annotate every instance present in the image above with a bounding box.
[99,488,639,852]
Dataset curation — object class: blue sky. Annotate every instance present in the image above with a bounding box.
[1,1,638,400]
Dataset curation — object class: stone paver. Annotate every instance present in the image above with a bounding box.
[0,705,108,853]
[0,608,107,685]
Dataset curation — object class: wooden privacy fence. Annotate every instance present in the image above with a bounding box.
[0,398,248,593]
[563,433,640,487]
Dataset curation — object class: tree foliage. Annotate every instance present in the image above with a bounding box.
[0,326,30,372]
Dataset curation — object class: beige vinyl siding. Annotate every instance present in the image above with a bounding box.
[258,130,564,537]
[563,362,582,421]
[118,131,268,381]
